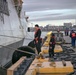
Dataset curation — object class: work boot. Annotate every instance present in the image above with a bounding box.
[49,58,51,61]
[39,52,44,59]
[49,58,54,62]
[36,55,40,59]
[50,61,56,67]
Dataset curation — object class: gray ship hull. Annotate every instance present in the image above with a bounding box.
[0,39,24,66]
[0,0,26,67]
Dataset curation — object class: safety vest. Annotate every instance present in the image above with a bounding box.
[34,28,42,42]
[72,33,76,38]
[50,36,55,45]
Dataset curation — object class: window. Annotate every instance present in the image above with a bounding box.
[0,0,9,15]
[3,0,6,2]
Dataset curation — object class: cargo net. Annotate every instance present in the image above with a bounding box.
[13,58,34,75]
[61,46,76,75]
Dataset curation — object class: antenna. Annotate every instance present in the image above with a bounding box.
[75,19,76,25]
[24,11,29,22]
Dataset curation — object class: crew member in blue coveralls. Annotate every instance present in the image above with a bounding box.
[70,30,76,48]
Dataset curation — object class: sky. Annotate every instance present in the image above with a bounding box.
[22,0,76,26]
[31,19,76,27]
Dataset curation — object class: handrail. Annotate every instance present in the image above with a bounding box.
[0,34,24,39]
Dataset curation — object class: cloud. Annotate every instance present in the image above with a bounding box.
[23,0,76,12]
[22,0,76,21]
[25,9,76,21]
[29,14,76,21]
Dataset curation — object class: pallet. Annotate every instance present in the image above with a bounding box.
[7,57,26,75]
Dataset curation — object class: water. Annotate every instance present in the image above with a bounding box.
[23,32,48,46]
[23,31,74,46]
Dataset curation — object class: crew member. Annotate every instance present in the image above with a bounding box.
[49,33,55,58]
[65,28,69,36]
[57,29,60,33]
[34,24,42,54]
[70,30,76,48]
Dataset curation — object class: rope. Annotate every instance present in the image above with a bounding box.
[0,45,38,56]
[0,34,24,39]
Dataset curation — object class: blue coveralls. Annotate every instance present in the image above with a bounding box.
[70,31,76,47]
